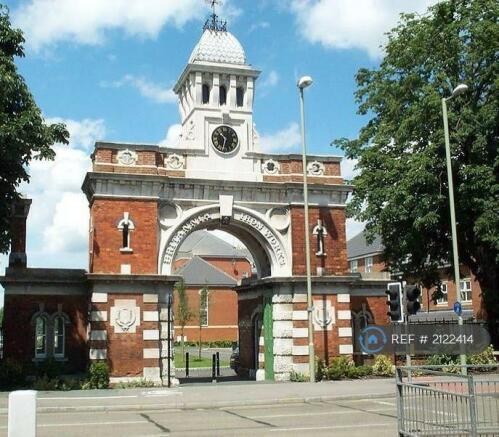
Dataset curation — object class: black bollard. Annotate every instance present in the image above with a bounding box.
[212,353,216,383]
[216,351,220,377]
[185,352,189,378]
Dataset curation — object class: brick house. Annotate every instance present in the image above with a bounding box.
[1,15,392,384]
[172,230,252,342]
[347,230,485,322]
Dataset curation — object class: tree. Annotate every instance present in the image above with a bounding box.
[174,279,192,361]
[198,286,209,359]
[0,5,69,253]
[335,0,498,330]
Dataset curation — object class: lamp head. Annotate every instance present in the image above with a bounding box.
[451,83,468,98]
[297,76,313,89]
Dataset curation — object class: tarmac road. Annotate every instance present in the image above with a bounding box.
[0,397,398,436]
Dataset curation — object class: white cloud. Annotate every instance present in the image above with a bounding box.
[160,123,182,147]
[19,118,103,265]
[46,117,105,151]
[340,158,359,180]
[13,0,206,51]
[101,75,177,104]
[290,0,438,58]
[260,70,280,89]
[259,122,301,153]
[248,21,270,33]
[346,218,366,240]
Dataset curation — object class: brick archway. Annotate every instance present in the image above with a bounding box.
[159,204,291,278]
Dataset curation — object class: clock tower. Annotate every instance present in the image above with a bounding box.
[170,11,261,181]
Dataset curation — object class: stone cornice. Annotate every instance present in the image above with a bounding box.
[82,172,352,206]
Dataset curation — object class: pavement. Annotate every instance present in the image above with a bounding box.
[0,378,396,413]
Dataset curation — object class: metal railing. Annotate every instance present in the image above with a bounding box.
[396,365,499,436]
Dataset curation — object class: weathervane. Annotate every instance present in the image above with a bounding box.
[203,0,227,32]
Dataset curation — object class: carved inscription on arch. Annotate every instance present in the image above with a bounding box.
[163,213,213,265]
[235,212,286,266]
[162,210,287,268]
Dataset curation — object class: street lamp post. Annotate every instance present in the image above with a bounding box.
[298,75,315,382]
[442,83,468,374]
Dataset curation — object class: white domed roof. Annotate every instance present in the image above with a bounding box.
[189,30,246,65]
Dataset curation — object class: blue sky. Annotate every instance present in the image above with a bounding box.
[0,0,438,298]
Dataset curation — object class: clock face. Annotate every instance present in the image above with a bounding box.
[211,125,238,154]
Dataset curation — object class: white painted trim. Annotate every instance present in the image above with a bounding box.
[173,325,238,329]
[90,330,107,341]
[339,344,353,355]
[337,294,350,303]
[143,311,159,322]
[91,292,108,303]
[90,311,108,322]
[143,330,160,340]
[292,328,308,338]
[90,349,107,360]
[292,311,308,321]
[143,294,159,303]
[143,348,160,359]
[292,345,309,356]
[337,310,352,320]
[338,327,352,338]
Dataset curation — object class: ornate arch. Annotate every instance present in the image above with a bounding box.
[158,204,291,277]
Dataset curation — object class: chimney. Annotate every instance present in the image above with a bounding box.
[9,197,32,268]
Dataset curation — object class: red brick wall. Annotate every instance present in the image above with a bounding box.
[90,293,160,377]
[90,199,158,274]
[174,287,238,342]
[420,268,484,318]
[351,295,389,326]
[291,207,348,275]
[3,295,88,372]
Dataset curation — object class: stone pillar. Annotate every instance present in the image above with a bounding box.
[159,291,177,386]
[292,293,310,376]
[336,293,354,357]
[272,291,294,382]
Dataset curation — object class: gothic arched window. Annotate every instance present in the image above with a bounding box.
[202,84,210,104]
[219,85,227,105]
[236,86,244,107]
[53,315,65,358]
[34,315,48,359]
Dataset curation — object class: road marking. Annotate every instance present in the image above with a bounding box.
[0,420,147,429]
[249,408,394,419]
[40,395,138,400]
[372,400,396,406]
[269,423,394,432]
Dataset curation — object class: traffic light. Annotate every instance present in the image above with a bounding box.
[405,285,421,315]
[386,282,402,322]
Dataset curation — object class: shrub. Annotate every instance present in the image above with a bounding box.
[468,345,496,367]
[114,379,157,389]
[372,355,394,376]
[33,359,65,379]
[327,356,353,380]
[316,358,326,382]
[0,359,25,390]
[82,362,109,389]
[290,371,308,382]
[346,365,373,379]
[33,375,61,391]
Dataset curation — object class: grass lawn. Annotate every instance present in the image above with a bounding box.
[174,348,230,368]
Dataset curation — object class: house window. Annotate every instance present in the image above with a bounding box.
[350,260,358,273]
[219,85,227,105]
[53,316,65,358]
[199,288,209,326]
[437,283,448,305]
[365,256,373,273]
[35,316,47,358]
[202,84,210,104]
[460,279,472,302]
[236,86,244,107]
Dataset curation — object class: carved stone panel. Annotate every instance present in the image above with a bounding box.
[110,299,141,334]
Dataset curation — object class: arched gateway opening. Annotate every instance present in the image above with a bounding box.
[159,204,291,279]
